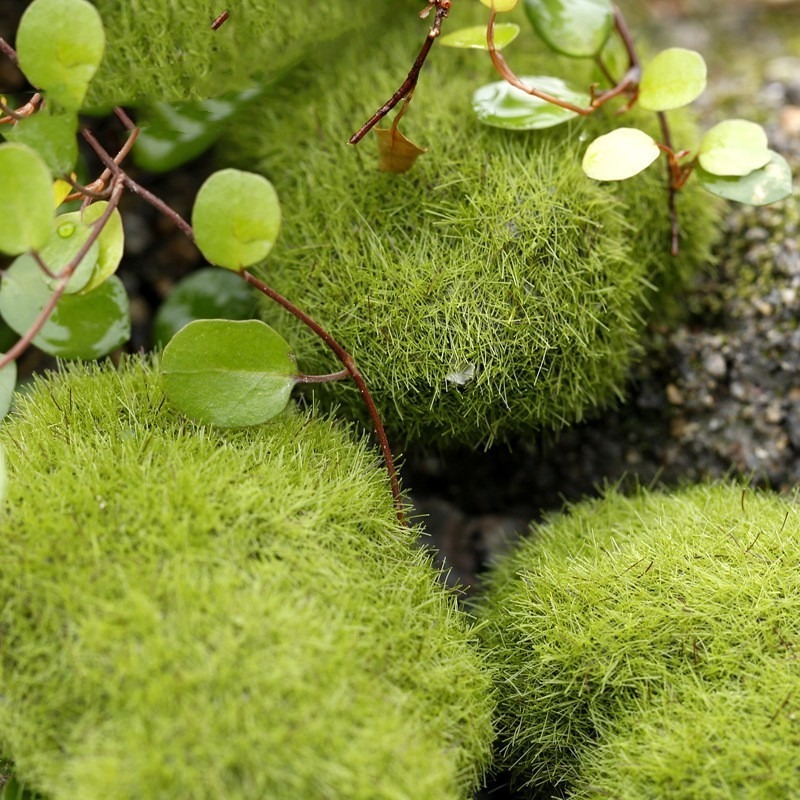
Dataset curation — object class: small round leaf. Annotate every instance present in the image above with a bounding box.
[0,142,53,255]
[698,119,771,177]
[153,268,259,347]
[523,0,614,58]
[4,108,78,175]
[473,76,590,130]
[161,319,298,428]
[479,0,520,10]
[16,0,106,109]
[0,255,130,358]
[638,48,707,111]
[41,219,100,294]
[582,127,660,181]
[439,24,520,50]
[696,150,793,206]
[192,169,281,270]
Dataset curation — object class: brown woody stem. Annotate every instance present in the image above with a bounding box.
[296,369,350,384]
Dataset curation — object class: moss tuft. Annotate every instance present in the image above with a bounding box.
[0,357,494,799]
[478,482,800,792]
[222,6,720,445]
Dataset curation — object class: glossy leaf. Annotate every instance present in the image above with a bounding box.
[473,76,590,130]
[582,127,660,181]
[161,319,298,428]
[0,143,53,255]
[696,150,793,206]
[439,23,520,50]
[4,108,78,175]
[192,169,281,270]
[698,119,771,177]
[40,219,99,294]
[132,88,260,173]
[638,48,707,111]
[523,0,614,57]
[0,355,17,420]
[0,255,130,358]
[16,0,105,109]
[375,126,427,173]
[479,0,520,10]
[153,268,259,347]
[53,178,73,208]
[56,202,125,294]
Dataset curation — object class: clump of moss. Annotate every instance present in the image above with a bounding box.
[223,5,719,445]
[478,482,800,793]
[85,0,400,104]
[0,358,494,800]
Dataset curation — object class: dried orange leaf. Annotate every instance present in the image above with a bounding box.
[375,126,427,173]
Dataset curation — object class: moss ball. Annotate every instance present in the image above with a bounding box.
[86,0,400,105]
[0,358,494,799]
[478,482,800,792]
[222,5,719,445]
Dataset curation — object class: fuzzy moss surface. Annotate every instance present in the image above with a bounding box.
[0,358,494,800]
[222,4,720,445]
[572,665,800,799]
[477,482,800,791]
[85,0,402,105]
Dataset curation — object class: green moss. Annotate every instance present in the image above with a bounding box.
[0,358,494,799]
[477,482,800,791]
[86,0,401,105]
[222,6,719,445]
[573,665,800,799]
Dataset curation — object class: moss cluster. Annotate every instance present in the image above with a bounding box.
[478,482,800,795]
[222,4,719,445]
[86,0,401,105]
[0,358,494,799]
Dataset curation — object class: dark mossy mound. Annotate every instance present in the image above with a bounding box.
[478,482,800,795]
[223,4,720,445]
[0,358,494,800]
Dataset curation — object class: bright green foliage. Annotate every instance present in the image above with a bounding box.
[472,76,590,129]
[440,23,520,51]
[637,48,707,112]
[479,0,520,11]
[582,127,660,180]
[153,268,259,346]
[86,0,401,105]
[0,445,4,506]
[478,482,800,791]
[0,143,53,256]
[40,219,99,294]
[0,359,15,419]
[698,119,771,177]
[192,169,281,270]
[222,12,719,444]
[696,150,793,206]
[16,0,105,109]
[0,256,130,359]
[62,202,125,294]
[3,107,78,175]
[0,358,494,799]
[162,319,298,427]
[523,0,614,58]
[573,665,800,799]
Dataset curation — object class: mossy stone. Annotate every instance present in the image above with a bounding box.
[223,6,720,445]
[0,358,494,799]
[478,482,800,793]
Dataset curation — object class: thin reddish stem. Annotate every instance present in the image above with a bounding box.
[657,111,681,256]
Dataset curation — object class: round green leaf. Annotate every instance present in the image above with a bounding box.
[439,23,520,51]
[696,150,793,206]
[56,202,125,294]
[523,0,614,57]
[41,219,100,294]
[4,108,78,175]
[472,76,590,130]
[0,255,130,359]
[161,319,298,428]
[0,142,53,255]
[0,356,17,420]
[698,119,771,177]
[153,268,259,347]
[16,0,106,109]
[192,169,281,270]
[582,127,660,181]
[638,48,707,111]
